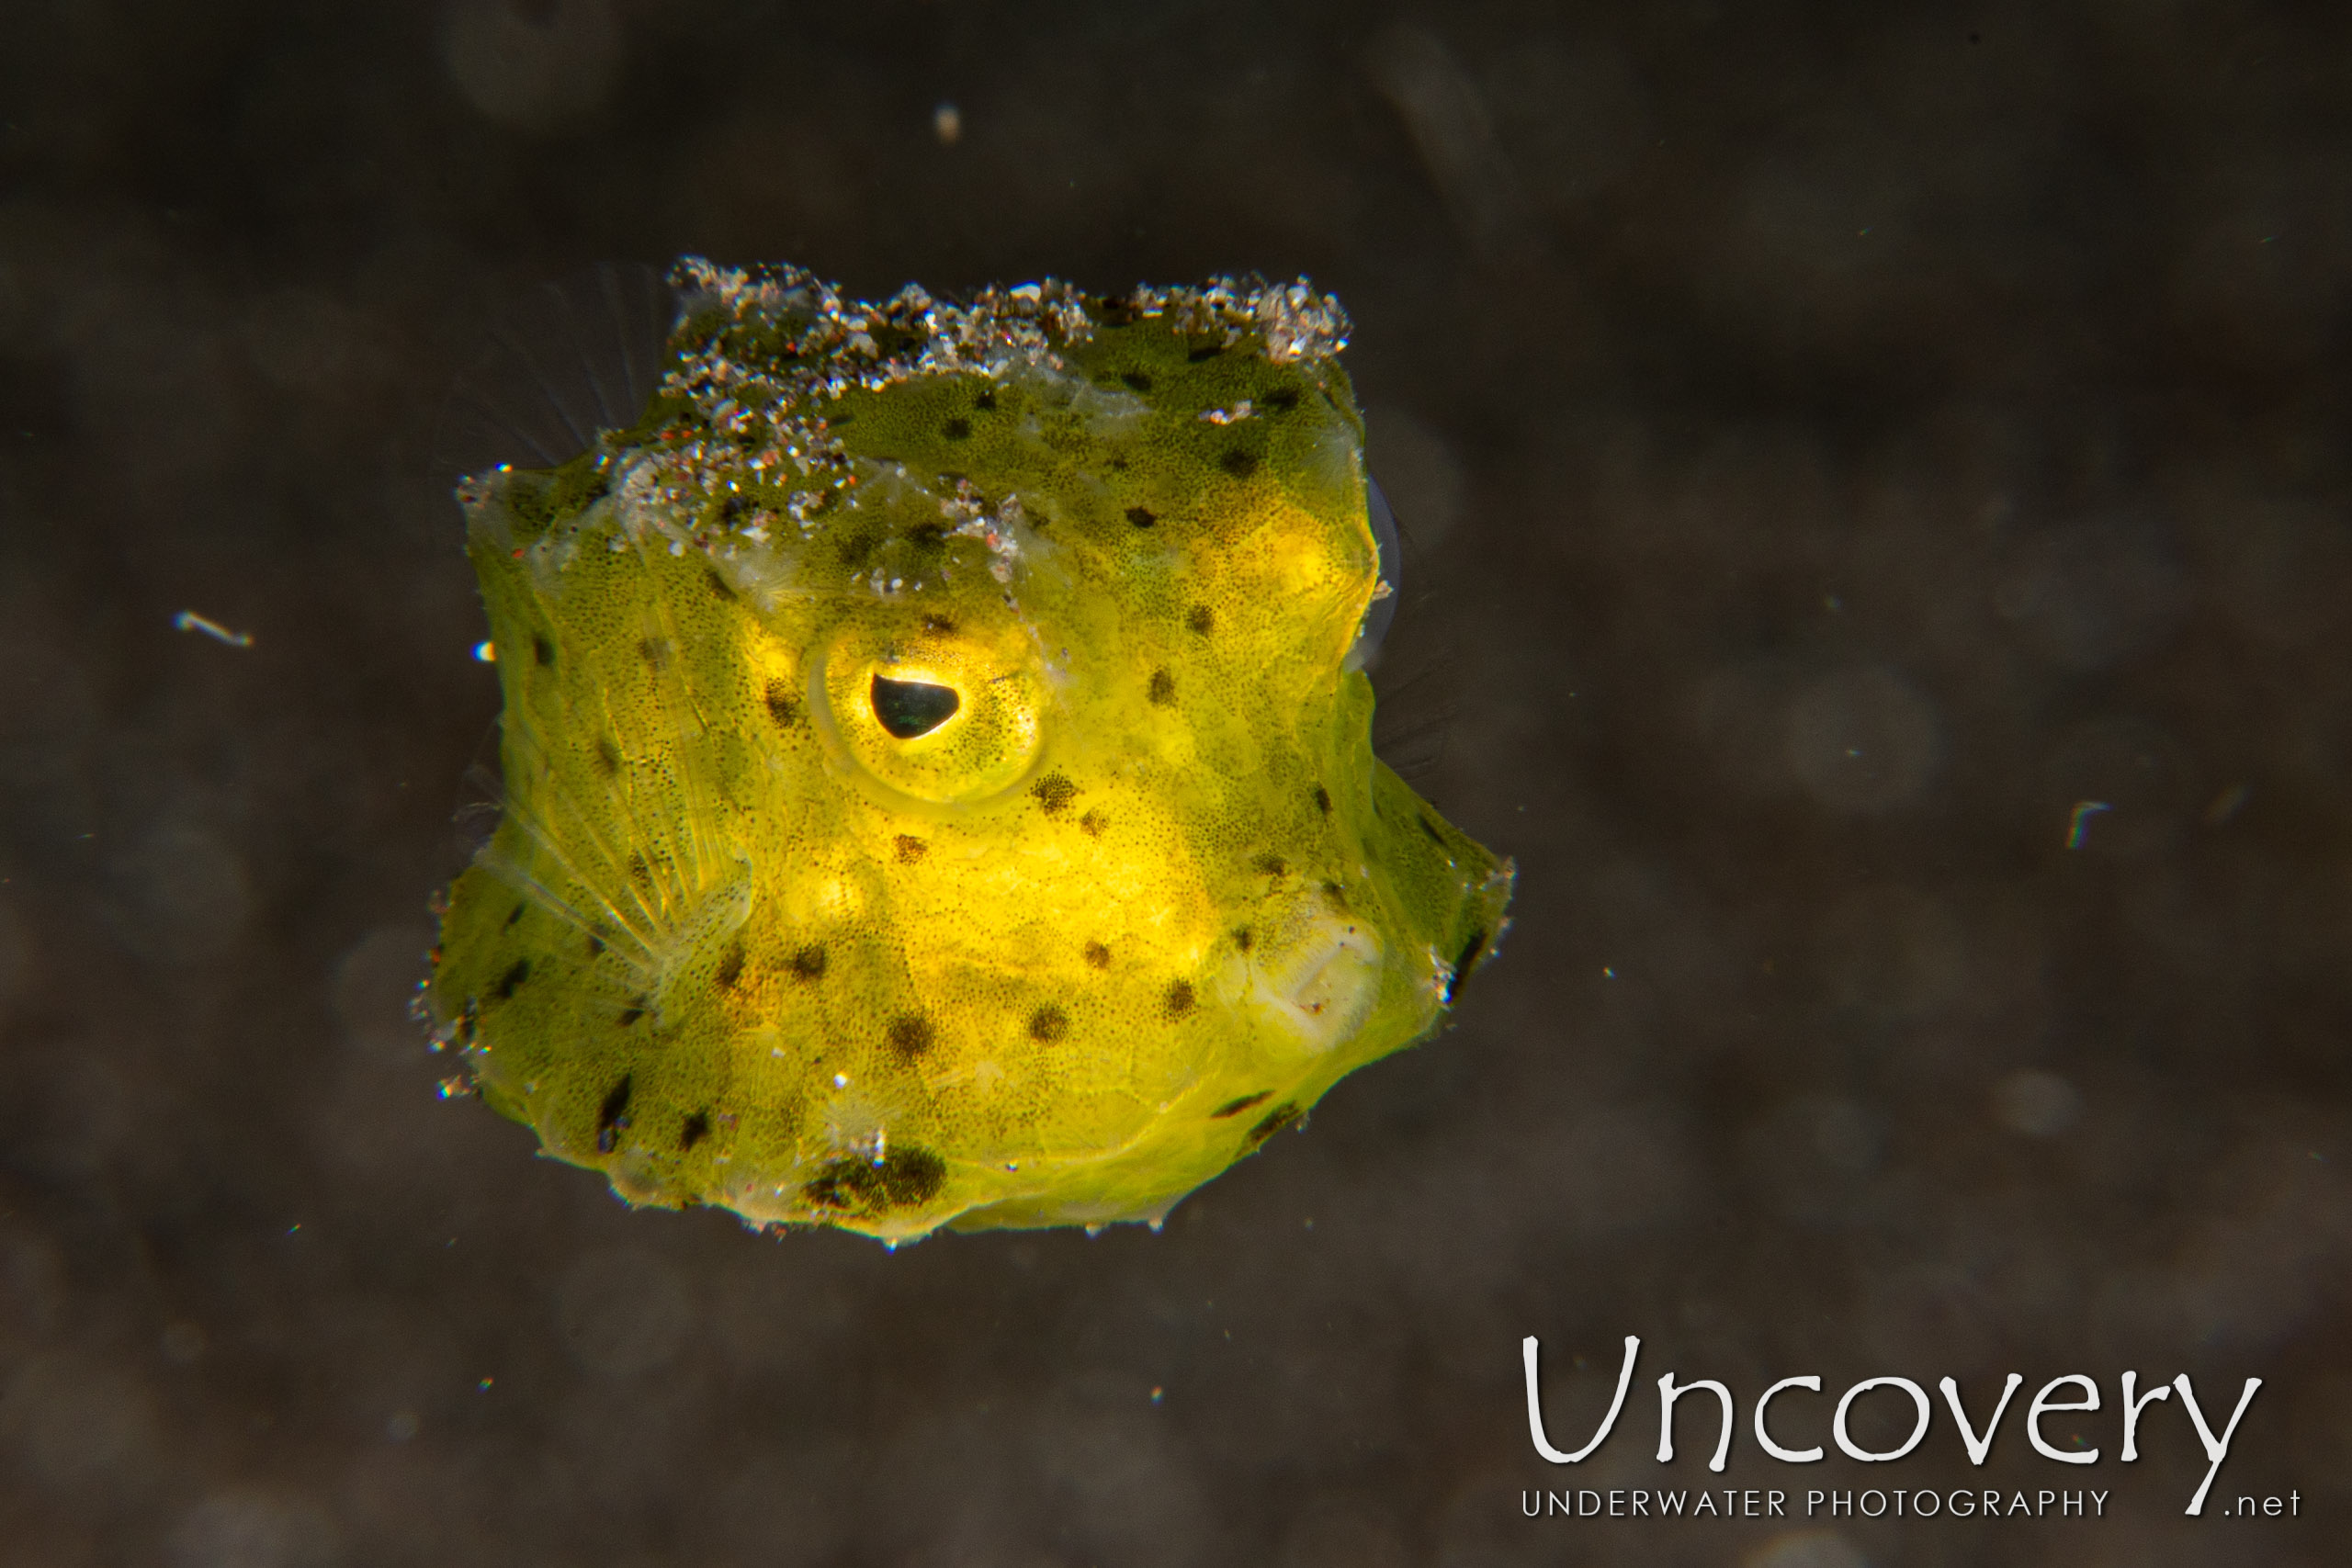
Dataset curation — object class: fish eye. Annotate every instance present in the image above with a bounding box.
[871,674,959,739]
[1347,476,1403,669]
[808,624,1047,811]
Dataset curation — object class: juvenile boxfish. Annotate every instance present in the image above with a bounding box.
[427,258,1513,1241]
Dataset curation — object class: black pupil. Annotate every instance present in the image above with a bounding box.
[871,674,960,739]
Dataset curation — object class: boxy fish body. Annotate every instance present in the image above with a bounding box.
[429,258,1511,1241]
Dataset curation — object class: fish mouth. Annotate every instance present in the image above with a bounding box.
[1221,898,1385,1055]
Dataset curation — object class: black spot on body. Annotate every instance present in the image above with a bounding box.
[921,614,958,634]
[802,1146,946,1211]
[1165,980,1195,1019]
[974,389,997,412]
[884,1146,948,1203]
[1246,1101,1302,1147]
[533,635,556,667]
[905,523,946,553]
[1028,1006,1069,1043]
[1126,506,1158,528]
[1253,853,1288,876]
[895,834,928,863]
[942,417,972,440]
[1213,1089,1272,1120]
[504,903,526,928]
[1082,941,1111,969]
[887,1013,934,1060]
[1148,669,1175,705]
[1443,927,1488,1004]
[1234,926,1254,953]
[1313,785,1332,815]
[1262,387,1300,412]
[787,945,827,981]
[681,1111,711,1150]
[764,678,799,729]
[1220,448,1261,480]
[493,958,530,1000]
[595,1075,633,1154]
[1186,605,1214,635]
[595,738,622,775]
[715,942,745,991]
[1120,371,1153,393]
[1187,341,1223,363]
[1032,773,1078,815]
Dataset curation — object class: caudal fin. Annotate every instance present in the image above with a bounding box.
[430,262,678,496]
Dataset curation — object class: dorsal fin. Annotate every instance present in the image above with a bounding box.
[431,262,678,495]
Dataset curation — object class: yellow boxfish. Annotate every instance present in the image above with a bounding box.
[427,258,1512,1242]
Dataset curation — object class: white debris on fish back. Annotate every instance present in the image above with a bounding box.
[455,258,1352,604]
[650,263,1329,540]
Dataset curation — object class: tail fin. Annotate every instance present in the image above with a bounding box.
[431,262,678,495]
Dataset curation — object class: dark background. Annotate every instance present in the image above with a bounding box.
[2,2,2347,1563]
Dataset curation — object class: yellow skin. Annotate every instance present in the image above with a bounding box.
[430,262,1511,1240]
